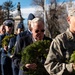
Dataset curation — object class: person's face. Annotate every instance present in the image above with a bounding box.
[31,21,44,41]
[17,28,23,34]
[5,26,13,34]
[67,16,75,33]
[0,25,6,34]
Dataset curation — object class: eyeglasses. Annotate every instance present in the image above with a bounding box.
[35,29,45,33]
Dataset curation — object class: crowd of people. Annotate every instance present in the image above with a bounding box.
[0,6,75,75]
[0,13,52,75]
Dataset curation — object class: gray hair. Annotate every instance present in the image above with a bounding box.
[66,3,75,16]
[31,17,44,28]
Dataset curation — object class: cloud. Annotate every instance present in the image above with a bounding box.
[12,6,43,28]
[12,7,36,19]
[21,7,36,18]
[12,7,36,28]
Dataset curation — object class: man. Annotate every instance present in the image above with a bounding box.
[1,41,13,75]
[13,17,52,75]
[26,13,35,36]
[44,7,75,75]
[16,22,25,41]
[11,14,35,75]
[0,25,6,48]
[3,19,14,35]
[2,19,16,53]
[0,25,6,35]
[16,22,25,35]
[16,13,35,42]
[0,25,6,75]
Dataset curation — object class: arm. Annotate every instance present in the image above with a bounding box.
[44,38,73,75]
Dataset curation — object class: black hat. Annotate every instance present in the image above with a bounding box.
[17,22,24,29]
[3,20,14,27]
[28,13,35,20]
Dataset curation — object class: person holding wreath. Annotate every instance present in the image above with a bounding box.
[44,6,75,75]
[13,17,52,75]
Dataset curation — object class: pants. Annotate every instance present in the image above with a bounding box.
[12,61,19,75]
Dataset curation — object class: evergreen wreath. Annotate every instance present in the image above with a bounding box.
[21,40,51,75]
[2,34,15,54]
[2,34,15,47]
[70,51,75,63]
[69,51,75,73]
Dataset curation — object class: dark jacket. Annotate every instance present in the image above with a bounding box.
[13,34,52,75]
[1,48,12,75]
[0,34,5,48]
[14,35,52,60]
[12,34,33,68]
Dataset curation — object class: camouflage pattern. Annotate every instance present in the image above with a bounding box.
[44,29,75,75]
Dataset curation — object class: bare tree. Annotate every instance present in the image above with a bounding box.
[32,0,44,10]
[31,0,72,38]
[0,6,5,25]
[31,0,60,38]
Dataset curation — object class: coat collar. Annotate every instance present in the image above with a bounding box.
[66,29,75,41]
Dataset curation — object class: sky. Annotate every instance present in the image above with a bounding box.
[0,0,36,18]
[0,0,33,8]
[0,0,36,28]
[0,0,74,28]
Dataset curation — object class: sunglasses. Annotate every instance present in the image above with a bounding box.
[35,29,45,33]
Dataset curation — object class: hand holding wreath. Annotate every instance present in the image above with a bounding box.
[70,51,75,72]
[21,40,51,75]
[25,63,37,70]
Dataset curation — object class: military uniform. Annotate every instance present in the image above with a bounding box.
[16,31,27,41]
[0,34,6,75]
[0,34,5,48]
[12,13,35,75]
[3,20,17,75]
[12,34,32,75]
[1,48,13,75]
[16,13,35,41]
[44,29,75,75]
[25,13,35,37]
[8,34,17,52]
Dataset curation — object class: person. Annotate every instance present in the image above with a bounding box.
[3,19,14,35]
[44,7,75,75]
[27,13,35,36]
[11,22,25,75]
[13,17,52,75]
[16,22,25,35]
[16,13,35,42]
[2,20,17,75]
[0,25,6,75]
[16,22,25,41]
[0,25,6,48]
[1,40,13,75]
[2,19,16,54]
[0,25,6,35]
